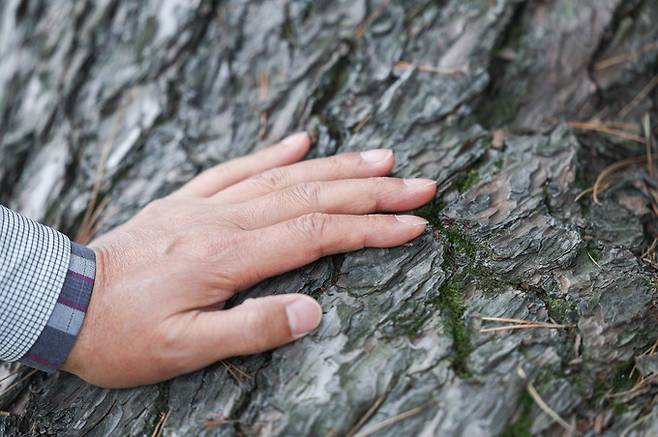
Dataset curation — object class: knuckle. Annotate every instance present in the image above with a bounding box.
[241,300,272,349]
[252,168,288,190]
[289,182,322,208]
[327,154,347,172]
[153,325,181,351]
[201,230,242,259]
[294,212,331,240]
[150,327,184,369]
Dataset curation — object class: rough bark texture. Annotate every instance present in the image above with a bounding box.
[1,0,658,436]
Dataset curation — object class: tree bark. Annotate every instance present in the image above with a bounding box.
[1,0,657,435]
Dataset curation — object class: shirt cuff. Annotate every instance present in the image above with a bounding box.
[19,243,96,372]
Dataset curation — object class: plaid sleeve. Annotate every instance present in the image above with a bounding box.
[0,205,95,372]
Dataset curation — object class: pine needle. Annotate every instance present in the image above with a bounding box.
[479,316,540,325]
[567,120,646,144]
[353,400,438,437]
[478,316,574,333]
[517,367,574,433]
[221,360,250,383]
[594,42,658,71]
[0,370,37,397]
[619,74,658,119]
[592,156,655,204]
[151,410,170,437]
[480,323,574,333]
[587,251,603,269]
[346,396,385,437]
[395,61,467,75]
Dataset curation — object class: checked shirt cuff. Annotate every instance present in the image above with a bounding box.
[19,243,96,372]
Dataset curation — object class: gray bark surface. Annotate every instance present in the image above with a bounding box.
[1,0,657,435]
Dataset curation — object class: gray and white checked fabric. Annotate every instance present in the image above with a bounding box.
[20,243,96,372]
[0,205,71,361]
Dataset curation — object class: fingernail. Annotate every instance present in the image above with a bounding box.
[280,132,310,147]
[403,178,437,189]
[286,297,323,338]
[361,149,392,164]
[395,215,429,226]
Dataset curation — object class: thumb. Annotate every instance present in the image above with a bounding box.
[191,294,323,363]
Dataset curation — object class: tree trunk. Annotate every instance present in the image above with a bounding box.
[1,0,658,435]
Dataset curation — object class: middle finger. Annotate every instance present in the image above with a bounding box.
[213,149,394,204]
[224,177,437,230]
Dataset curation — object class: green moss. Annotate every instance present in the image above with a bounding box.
[543,296,577,324]
[501,390,534,437]
[493,157,504,174]
[390,301,433,338]
[414,198,445,228]
[455,169,481,193]
[443,225,479,261]
[433,275,471,377]
[281,16,294,40]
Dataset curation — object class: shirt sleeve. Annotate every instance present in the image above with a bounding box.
[0,205,95,372]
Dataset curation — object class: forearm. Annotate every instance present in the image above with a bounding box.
[0,205,95,372]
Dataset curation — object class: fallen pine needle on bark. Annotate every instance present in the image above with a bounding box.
[587,251,603,269]
[517,367,575,434]
[346,396,385,437]
[592,156,657,204]
[0,370,37,397]
[619,74,658,119]
[480,324,574,333]
[567,120,646,144]
[203,413,239,429]
[607,373,658,399]
[478,316,574,333]
[0,368,20,386]
[395,61,466,75]
[353,400,439,437]
[594,42,658,71]
[479,316,543,325]
[151,410,170,437]
[221,360,250,383]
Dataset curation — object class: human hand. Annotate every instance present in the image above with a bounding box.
[62,132,437,388]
